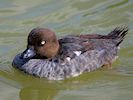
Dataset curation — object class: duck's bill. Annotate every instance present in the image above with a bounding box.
[22,48,36,59]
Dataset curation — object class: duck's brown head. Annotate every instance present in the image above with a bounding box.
[22,27,60,59]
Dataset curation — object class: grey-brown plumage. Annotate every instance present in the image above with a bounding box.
[12,27,128,80]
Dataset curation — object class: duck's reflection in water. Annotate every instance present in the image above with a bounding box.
[19,87,58,100]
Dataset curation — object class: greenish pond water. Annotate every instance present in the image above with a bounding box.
[0,0,133,100]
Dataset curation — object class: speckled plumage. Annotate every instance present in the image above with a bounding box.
[12,27,128,80]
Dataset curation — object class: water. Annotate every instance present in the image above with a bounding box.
[0,0,133,100]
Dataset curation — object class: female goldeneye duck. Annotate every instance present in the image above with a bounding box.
[12,27,128,80]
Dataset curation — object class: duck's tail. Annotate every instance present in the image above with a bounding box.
[108,26,128,46]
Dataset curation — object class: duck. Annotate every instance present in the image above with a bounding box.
[12,27,128,80]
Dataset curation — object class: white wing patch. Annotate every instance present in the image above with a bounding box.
[117,46,120,50]
[66,57,71,61]
[73,51,81,56]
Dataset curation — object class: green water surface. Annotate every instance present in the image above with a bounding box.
[0,0,133,100]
